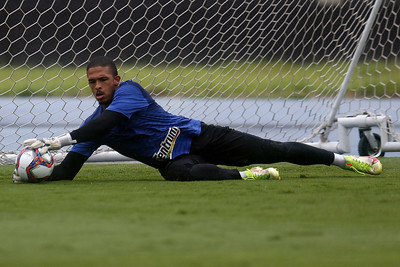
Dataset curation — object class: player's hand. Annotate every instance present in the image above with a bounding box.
[24,138,45,148]
[23,137,61,151]
[23,138,49,153]
[23,134,76,152]
[43,133,76,150]
[12,169,28,183]
[43,137,63,150]
[24,137,60,151]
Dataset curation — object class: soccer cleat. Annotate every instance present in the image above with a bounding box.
[344,156,382,175]
[243,166,280,180]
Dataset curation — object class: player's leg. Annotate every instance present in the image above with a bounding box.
[191,123,382,175]
[159,154,241,181]
[190,123,334,166]
[159,154,280,181]
[229,131,382,175]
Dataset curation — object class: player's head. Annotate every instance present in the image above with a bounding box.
[87,56,121,109]
[87,56,118,76]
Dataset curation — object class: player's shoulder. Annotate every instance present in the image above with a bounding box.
[119,79,143,90]
[117,79,152,99]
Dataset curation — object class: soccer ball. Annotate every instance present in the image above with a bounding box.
[15,147,54,183]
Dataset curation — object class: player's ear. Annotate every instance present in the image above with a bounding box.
[114,75,121,87]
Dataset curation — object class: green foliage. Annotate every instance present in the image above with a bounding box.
[0,158,399,266]
[1,60,399,98]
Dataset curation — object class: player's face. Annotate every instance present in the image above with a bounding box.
[87,66,121,108]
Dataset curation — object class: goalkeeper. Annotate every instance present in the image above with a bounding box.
[14,56,382,183]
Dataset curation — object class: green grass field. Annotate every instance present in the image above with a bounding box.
[0,158,399,266]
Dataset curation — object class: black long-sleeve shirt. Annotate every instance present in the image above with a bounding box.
[49,110,125,180]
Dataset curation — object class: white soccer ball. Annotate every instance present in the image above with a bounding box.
[15,147,54,183]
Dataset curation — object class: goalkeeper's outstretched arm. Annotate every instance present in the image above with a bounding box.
[24,110,126,151]
[22,110,125,181]
[49,151,88,181]
[69,110,126,143]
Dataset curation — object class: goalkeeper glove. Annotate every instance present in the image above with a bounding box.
[24,133,77,152]
[13,169,27,183]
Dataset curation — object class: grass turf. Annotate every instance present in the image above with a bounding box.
[0,158,399,266]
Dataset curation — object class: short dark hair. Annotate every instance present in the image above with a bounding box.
[87,56,118,76]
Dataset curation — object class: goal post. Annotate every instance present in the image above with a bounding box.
[1,0,400,164]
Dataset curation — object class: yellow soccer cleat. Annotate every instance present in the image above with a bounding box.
[344,156,382,175]
[243,166,280,180]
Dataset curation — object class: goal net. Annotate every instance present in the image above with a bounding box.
[1,0,399,164]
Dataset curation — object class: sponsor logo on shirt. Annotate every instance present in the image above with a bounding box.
[153,127,180,161]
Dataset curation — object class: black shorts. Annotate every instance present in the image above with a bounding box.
[189,123,290,166]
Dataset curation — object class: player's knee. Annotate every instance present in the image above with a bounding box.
[159,160,193,181]
[159,154,210,181]
[159,169,192,181]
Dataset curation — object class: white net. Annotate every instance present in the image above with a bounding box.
[1,0,399,164]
